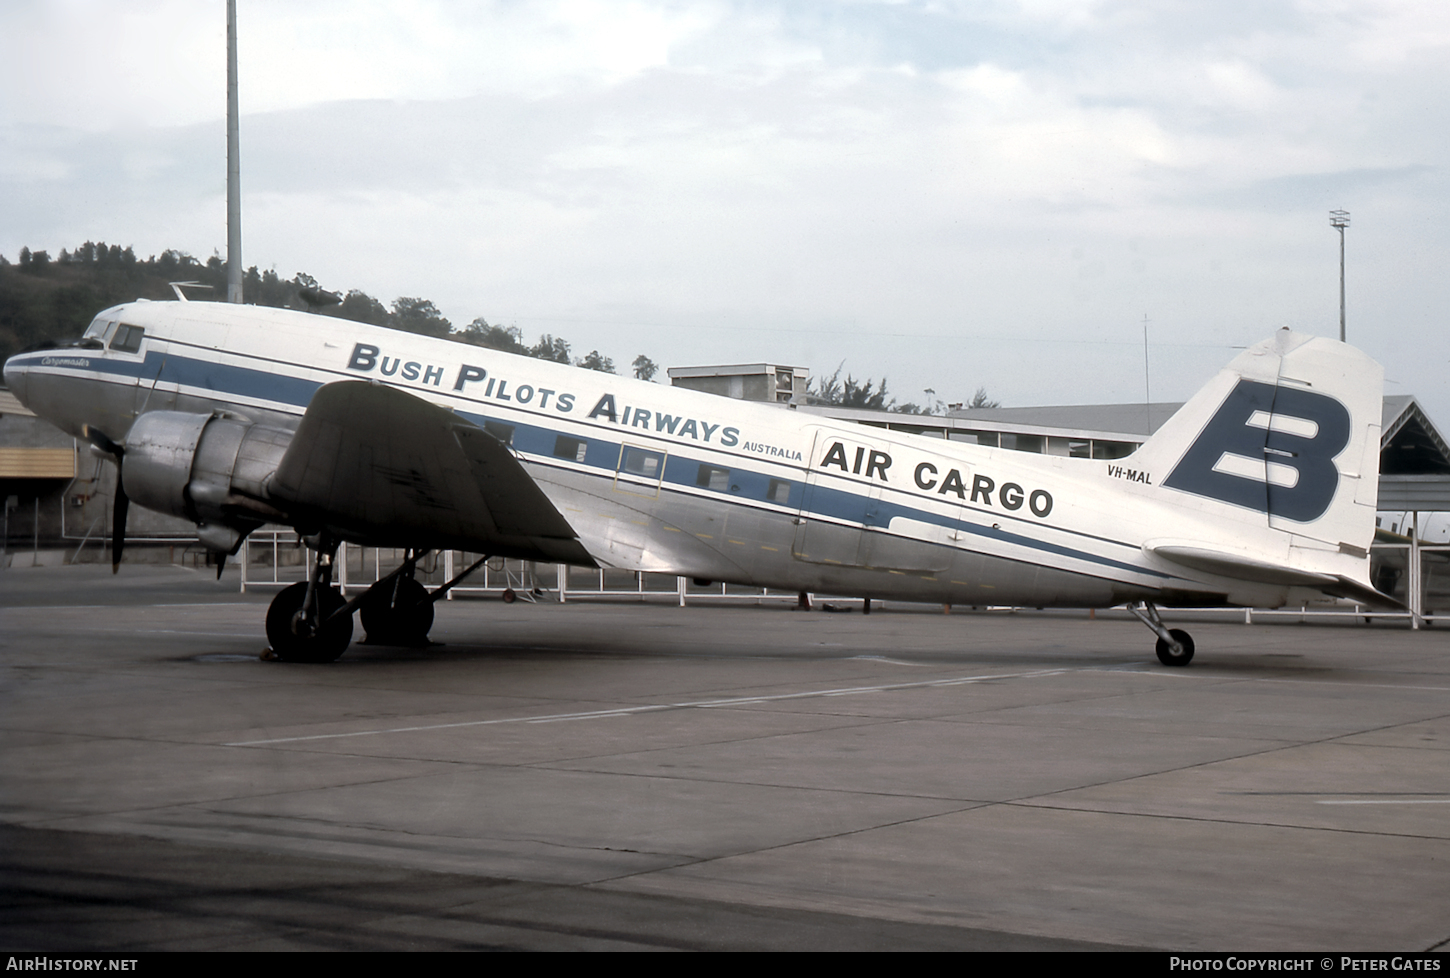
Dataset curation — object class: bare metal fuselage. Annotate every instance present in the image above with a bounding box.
[4,301,1377,611]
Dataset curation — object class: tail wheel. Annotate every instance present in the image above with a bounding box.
[266,582,354,663]
[1155,628,1195,667]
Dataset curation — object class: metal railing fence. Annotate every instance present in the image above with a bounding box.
[235,527,1449,625]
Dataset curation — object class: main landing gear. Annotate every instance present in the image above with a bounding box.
[264,542,490,663]
[265,543,353,663]
[1129,601,1195,667]
[359,550,435,647]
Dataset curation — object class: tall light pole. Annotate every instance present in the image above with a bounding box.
[226,0,243,303]
[1330,209,1349,342]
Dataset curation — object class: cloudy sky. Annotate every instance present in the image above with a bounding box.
[4,0,1448,423]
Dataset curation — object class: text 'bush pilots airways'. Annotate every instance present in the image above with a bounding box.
[3,301,1397,665]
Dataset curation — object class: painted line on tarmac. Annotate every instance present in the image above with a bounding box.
[1316,799,1450,805]
[224,668,1071,746]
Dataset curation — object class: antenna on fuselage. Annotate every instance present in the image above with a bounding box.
[298,287,342,311]
[1142,313,1153,434]
[169,281,214,302]
[226,0,243,303]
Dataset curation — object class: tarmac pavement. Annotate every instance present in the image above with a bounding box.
[2,564,1448,950]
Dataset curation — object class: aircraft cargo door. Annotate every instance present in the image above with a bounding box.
[790,429,881,568]
[791,429,962,573]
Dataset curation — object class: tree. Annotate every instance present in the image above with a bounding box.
[577,350,615,374]
[632,354,659,382]
[337,290,390,327]
[390,296,452,338]
[808,364,892,410]
[969,387,1001,409]
[459,318,528,354]
[529,334,571,364]
[809,363,843,404]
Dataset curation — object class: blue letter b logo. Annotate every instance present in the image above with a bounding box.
[1163,380,1350,523]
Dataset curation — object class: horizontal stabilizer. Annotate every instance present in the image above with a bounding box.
[1148,543,1403,611]
[1323,575,1408,612]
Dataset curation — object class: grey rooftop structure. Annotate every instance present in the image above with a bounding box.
[668,363,809,405]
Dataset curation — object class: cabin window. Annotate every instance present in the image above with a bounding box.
[553,435,588,463]
[484,421,514,445]
[109,324,144,354]
[767,479,792,505]
[613,445,668,498]
[620,447,664,479]
[696,465,730,491]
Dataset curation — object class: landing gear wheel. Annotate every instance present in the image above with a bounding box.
[360,577,434,646]
[502,588,517,603]
[1155,628,1195,667]
[266,581,354,663]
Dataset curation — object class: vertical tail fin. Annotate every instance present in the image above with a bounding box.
[1134,328,1385,600]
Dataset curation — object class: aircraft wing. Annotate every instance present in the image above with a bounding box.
[268,380,594,565]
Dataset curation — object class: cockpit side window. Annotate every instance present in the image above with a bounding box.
[109,323,144,353]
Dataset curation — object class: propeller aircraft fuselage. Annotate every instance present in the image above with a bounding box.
[3,301,1393,664]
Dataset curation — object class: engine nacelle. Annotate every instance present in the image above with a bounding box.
[122,410,293,552]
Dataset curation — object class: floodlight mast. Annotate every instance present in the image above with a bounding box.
[1330,209,1350,342]
[226,0,242,304]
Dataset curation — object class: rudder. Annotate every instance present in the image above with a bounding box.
[1131,328,1384,597]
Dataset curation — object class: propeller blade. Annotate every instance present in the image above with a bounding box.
[111,469,129,574]
[82,424,124,458]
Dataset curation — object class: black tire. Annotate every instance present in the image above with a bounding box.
[360,577,434,645]
[1155,628,1194,667]
[266,582,354,663]
[502,588,517,603]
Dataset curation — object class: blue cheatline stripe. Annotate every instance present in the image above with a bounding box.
[151,349,324,405]
[50,344,1170,584]
[793,479,1170,579]
[11,351,144,381]
[451,407,1165,579]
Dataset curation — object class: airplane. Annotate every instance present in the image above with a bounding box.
[3,299,1396,666]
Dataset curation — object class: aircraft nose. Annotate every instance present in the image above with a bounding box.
[2,354,27,406]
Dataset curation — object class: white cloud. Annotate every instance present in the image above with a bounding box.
[3,0,1449,421]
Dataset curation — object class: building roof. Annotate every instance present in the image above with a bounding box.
[666,363,806,379]
[803,394,1450,475]
[0,389,35,418]
[943,401,1183,438]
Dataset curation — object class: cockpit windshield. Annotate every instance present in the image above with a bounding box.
[83,317,117,343]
